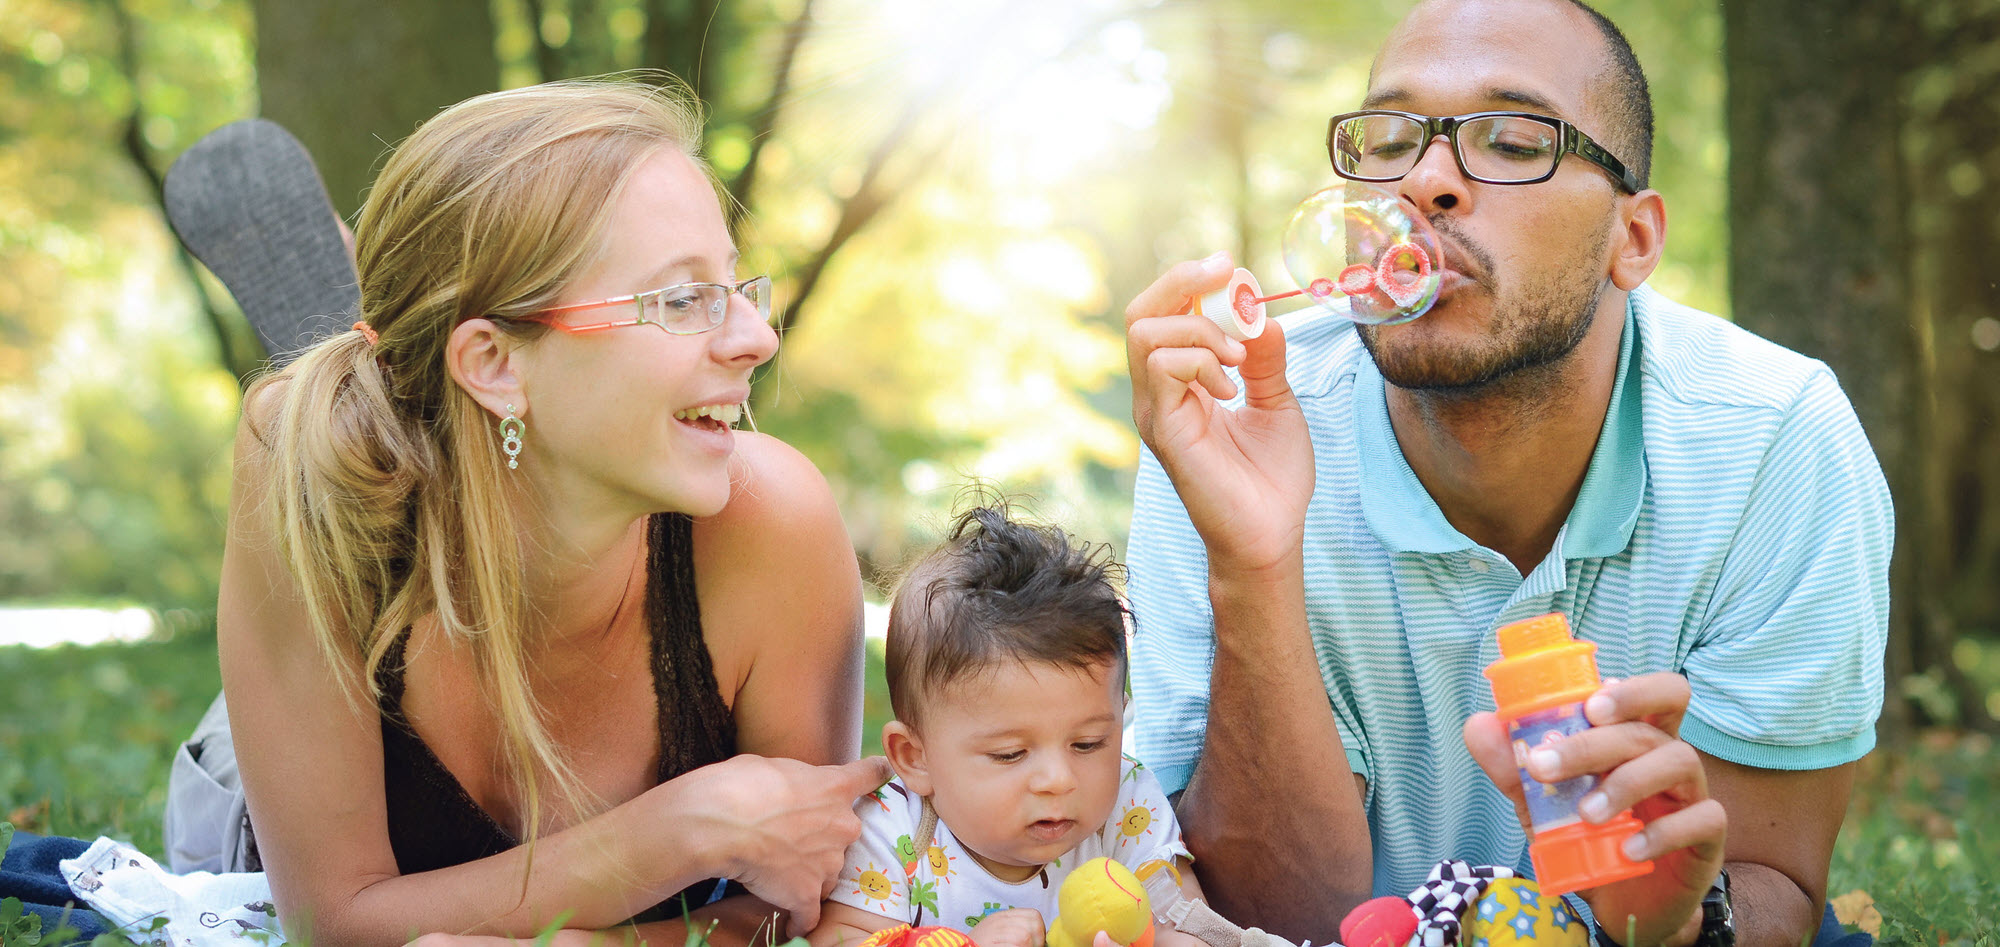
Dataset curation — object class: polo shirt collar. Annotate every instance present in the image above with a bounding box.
[1356,294,1647,559]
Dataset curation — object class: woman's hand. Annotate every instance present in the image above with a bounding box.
[969,909,1049,947]
[1126,253,1314,577]
[673,754,893,934]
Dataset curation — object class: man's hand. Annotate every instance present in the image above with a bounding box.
[1125,253,1314,576]
[1463,673,1726,946]
[969,909,1048,947]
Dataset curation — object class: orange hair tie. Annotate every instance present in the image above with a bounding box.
[352,321,381,346]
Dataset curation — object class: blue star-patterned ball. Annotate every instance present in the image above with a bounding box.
[1463,878,1587,947]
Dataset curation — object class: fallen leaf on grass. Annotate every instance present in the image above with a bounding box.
[1829,890,1882,935]
[4,800,47,833]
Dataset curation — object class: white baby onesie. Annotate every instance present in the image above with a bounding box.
[827,755,1190,931]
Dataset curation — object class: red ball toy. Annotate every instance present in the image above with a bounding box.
[1339,896,1418,947]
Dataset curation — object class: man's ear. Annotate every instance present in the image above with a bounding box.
[883,720,932,796]
[447,317,529,420]
[1608,189,1667,292]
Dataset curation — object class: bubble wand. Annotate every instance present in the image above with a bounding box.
[1196,182,1446,342]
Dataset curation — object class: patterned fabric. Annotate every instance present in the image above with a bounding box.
[1416,863,1504,943]
[827,755,1190,931]
[1461,878,1587,947]
[1129,285,1893,902]
[1408,861,1515,947]
[856,924,977,947]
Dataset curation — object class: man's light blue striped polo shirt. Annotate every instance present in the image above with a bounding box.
[1128,284,1892,900]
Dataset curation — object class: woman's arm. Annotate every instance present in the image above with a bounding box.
[694,432,868,765]
[217,395,719,944]
[220,401,883,947]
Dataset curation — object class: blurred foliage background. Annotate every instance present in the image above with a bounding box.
[1,0,1997,941]
[0,0,1744,605]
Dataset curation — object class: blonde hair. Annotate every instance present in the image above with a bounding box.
[250,75,709,855]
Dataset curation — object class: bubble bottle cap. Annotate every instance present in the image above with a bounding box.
[1484,612,1601,721]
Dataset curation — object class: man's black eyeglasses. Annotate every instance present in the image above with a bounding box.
[1327,110,1642,194]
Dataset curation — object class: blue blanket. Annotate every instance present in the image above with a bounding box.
[1,832,110,940]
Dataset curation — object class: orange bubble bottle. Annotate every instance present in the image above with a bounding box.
[1482,612,1654,896]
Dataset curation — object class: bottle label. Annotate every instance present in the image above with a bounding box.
[1508,701,1597,833]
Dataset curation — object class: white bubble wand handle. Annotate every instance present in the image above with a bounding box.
[1198,268,1272,341]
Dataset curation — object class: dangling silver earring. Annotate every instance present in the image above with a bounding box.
[500,404,525,470]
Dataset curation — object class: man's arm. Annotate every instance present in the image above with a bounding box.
[1123,255,1374,941]
[1468,366,1889,946]
[1704,755,1855,947]
[1676,367,1888,945]
[1177,564,1374,940]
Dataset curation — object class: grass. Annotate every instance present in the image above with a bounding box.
[0,632,221,859]
[4,632,1997,946]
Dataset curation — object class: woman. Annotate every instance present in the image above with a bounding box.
[211,77,887,946]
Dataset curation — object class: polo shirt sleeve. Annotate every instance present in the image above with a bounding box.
[1127,446,1218,798]
[1682,368,1892,770]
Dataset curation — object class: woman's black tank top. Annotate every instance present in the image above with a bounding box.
[375,514,739,920]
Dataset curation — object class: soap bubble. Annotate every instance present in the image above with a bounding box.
[1281,182,1444,326]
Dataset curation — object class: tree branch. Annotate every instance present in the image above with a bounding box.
[724,0,816,224]
[749,5,1139,408]
[107,0,258,383]
[522,0,564,81]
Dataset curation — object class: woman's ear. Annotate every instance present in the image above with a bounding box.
[447,317,529,419]
[882,721,932,796]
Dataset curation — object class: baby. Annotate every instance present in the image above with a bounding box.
[808,503,1204,947]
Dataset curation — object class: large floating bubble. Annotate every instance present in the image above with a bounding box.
[1280,182,1443,326]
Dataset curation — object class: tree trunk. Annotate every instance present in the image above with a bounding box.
[1905,3,2000,727]
[643,0,726,111]
[1722,0,1936,734]
[254,0,499,218]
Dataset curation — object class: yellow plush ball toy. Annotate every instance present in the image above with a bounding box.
[1047,857,1153,947]
[1461,878,1588,947]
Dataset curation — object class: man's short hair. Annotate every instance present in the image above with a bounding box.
[884,499,1128,727]
[1387,0,1655,190]
[1561,0,1654,189]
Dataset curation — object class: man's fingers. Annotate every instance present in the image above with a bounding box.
[1127,313,1249,370]
[1584,672,1691,735]
[1462,712,1526,802]
[1236,318,1293,410]
[1524,719,1677,784]
[1586,738,1707,820]
[831,755,896,795]
[1146,348,1238,406]
[1127,313,1247,413]
[1617,797,1727,870]
[1125,254,1234,329]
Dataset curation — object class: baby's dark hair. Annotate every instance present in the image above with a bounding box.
[885,499,1128,727]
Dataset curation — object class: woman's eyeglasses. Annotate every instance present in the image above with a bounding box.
[532,275,775,335]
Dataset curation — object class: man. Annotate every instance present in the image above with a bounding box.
[1121,2,1890,946]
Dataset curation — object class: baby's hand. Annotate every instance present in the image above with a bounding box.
[968,908,1048,947]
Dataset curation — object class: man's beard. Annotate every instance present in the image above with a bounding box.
[1359,220,1609,395]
